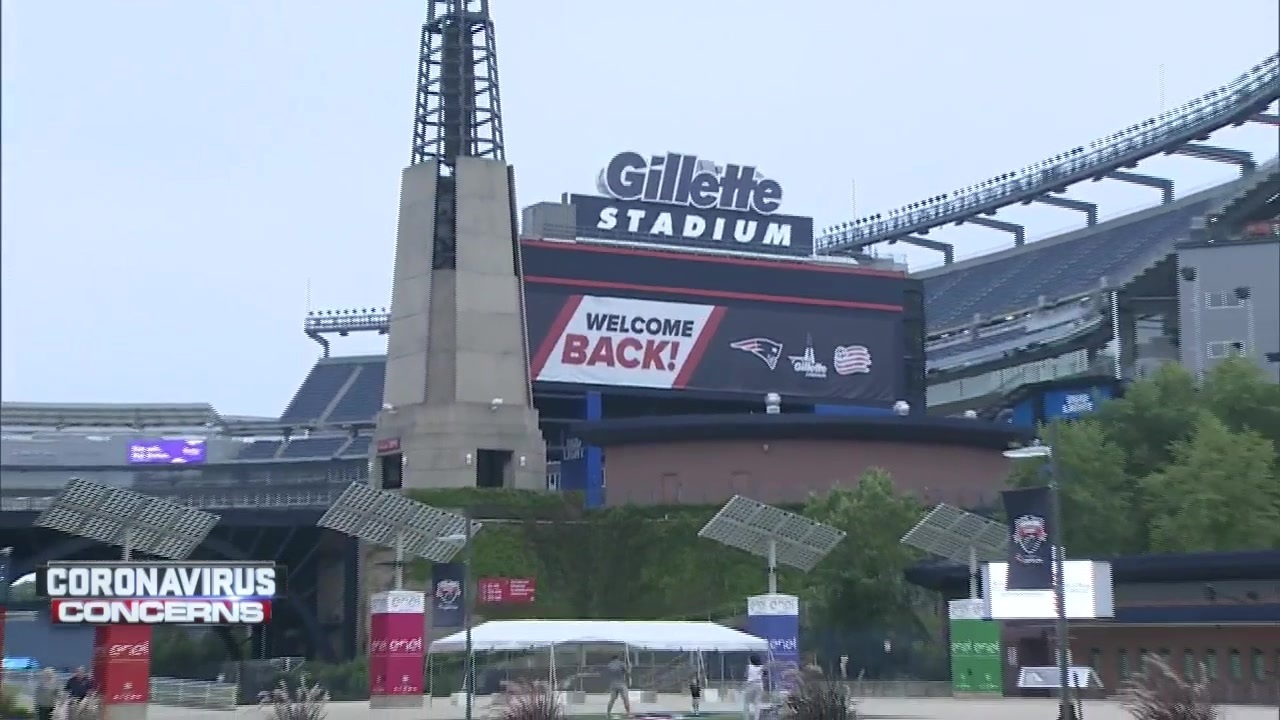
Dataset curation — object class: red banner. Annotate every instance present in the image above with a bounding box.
[368,590,425,709]
[477,577,537,604]
[93,624,152,706]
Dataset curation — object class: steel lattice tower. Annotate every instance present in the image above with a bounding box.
[412,0,506,166]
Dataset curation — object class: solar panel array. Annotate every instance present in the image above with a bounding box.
[698,495,846,572]
[900,503,1007,564]
[318,482,481,562]
[35,478,220,560]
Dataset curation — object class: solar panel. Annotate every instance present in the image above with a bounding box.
[317,482,481,562]
[698,495,845,572]
[900,503,1006,564]
[35,478,220,560]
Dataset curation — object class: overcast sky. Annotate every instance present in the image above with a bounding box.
[2,0,1277,417]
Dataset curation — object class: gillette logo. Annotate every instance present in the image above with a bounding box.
[598,152,784,215]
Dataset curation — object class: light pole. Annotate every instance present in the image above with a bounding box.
[1004,440,1072,720]
[439,516,475,720]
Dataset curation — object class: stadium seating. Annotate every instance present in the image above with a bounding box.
[921,198,1216,332]
[343,435,372,456]
[327,362,386,423]
[279,436,348,459]
[279,361,357,424]
[236,440,284,460]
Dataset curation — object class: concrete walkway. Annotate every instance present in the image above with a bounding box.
[138,694,1279,720]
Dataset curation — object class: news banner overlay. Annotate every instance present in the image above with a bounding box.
[40,561,281,625]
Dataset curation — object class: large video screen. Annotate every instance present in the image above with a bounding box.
[521,240,909,404]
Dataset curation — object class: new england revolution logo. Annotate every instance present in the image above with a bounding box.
[435,580,462,609]
[1012,514,1048,565]
[729,337,783,370]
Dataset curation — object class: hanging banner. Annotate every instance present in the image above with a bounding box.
[747,594,800,687]
[1001,487,1055,590]
[948,599,1001,695]
[369,590,425,709]
[431,562,465,629]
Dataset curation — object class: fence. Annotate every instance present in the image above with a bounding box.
[0,669,239,711]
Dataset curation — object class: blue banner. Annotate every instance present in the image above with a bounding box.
[1001,487,1055,590]
[430,562,465,629]
[747,594,800,686]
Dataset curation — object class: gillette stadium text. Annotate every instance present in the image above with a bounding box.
[571,150,816,257]
[39,561,279,625]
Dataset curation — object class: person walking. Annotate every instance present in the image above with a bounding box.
[743,654,765,720]
[604,654,632,717]
[34,668,59,720]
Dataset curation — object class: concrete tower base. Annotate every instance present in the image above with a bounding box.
[374,156,546,492]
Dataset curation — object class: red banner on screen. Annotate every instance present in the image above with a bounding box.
[477,577,537,604]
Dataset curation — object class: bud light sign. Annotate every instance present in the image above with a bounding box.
[127,439,207,465]
[571,151,815,257]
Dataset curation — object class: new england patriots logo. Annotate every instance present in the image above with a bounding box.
[729,337,784,371]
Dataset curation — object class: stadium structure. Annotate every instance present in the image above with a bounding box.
[816,54,1279,422]
[1,4,1277,667]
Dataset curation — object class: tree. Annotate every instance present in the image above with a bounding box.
[801,469,924,634]
[1199,357,1280,451]
[1008,419,1142,556]
[1093,362,1201,480]
[1141,412,1280,553]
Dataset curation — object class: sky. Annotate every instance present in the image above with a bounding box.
[2,0,1277,418]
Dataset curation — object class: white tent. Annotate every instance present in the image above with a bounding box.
[430,619,768,653]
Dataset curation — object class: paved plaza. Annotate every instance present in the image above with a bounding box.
[136,694,1279,720]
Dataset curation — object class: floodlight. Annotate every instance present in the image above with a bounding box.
[318,482,481,564]
[699,496,845,592]
[35,478,220,560]
[900,503,1007,564]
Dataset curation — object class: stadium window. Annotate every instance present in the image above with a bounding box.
[1184,650,1196,679]
[1138,649,1149,674]
[1205,650,1218,680]
[1090,648,1102,670]
[1229,649,1242,680]
[475,449,513,489]
[1159,648,1171,667]
[1119,649,1130,679]
[1251,649,1265,682]
[1204,291,1244,309]
[1207,340,1247,360]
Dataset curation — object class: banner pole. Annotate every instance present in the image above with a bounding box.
[1050,430,1072,720]
[464,509,475,720]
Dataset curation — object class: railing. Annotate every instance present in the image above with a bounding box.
[0,669,239,710]
[0,486,347,512]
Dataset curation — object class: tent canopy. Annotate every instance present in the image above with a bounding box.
[429,619,768,653]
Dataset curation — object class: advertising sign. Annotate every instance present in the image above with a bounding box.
[982,561,1115,620]
[528,292,898,402]
[948,600,1001,695]
[477,577,537,604]
[127,438,207,465]
[40,561,281,625]
[572,151,814,257]
[430,562,465,629]
[368,590,425,709]
[746,594,800,685]
[93,624,151,709]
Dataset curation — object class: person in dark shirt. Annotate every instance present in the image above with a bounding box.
[65,666,95,700]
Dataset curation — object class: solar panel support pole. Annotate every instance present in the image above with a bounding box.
[122,530,134,562]
[393,533,405,591]
[767,539,778,594]
[969,546,978,599]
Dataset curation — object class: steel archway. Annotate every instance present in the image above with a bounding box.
[8,533,333,662]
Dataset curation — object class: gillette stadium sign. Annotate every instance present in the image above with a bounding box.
[570,151,815,257]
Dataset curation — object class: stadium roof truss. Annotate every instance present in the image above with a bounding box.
[35,477,221,560]
[817,53,1279,260]
[1,402,223,430]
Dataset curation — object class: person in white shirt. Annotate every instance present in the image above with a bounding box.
[743,654,765,720]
